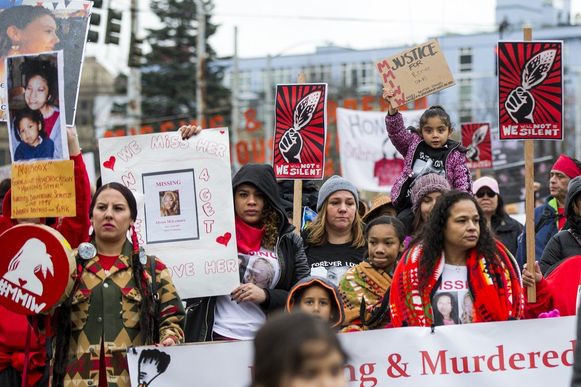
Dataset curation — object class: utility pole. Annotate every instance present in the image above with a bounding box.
[265,54,273,163]
[231,26,239,170]
[194,0,206,126]
[576,70,581,160]
[127,0,142,134]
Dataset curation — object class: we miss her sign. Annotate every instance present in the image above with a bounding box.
[127,316,576,386]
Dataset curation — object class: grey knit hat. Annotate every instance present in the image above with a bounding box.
[316,175,359,211]
[410,173,450,213]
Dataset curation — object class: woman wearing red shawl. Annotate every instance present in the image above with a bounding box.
[389,191,524,327]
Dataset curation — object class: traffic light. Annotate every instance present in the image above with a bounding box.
[128,34,144,68]
[105,8,122,45]
[86,9,101,43]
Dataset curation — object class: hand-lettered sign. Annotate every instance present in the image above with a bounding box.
[99,129,239,298]
[11,160,75,218]
[0,224,75,315]
[375,39,455,107]
[498,41,563,140]
[273,83,327,179]
[461,122,493,170]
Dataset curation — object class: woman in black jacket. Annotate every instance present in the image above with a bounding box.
[184,164,310,342]
[473,176,523,257]
[540,176,581,276]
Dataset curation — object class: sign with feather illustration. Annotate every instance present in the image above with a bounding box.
[273,83,327,179]
[498,41,563,140]
[461,122,492,170]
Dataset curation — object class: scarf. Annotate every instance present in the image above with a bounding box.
[235,215,265,254]
[389,241,524,327]
[339,261,392,328]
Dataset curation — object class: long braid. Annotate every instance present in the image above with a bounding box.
[131,226,157,344]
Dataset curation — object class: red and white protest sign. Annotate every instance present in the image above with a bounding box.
[0,224,75,315]
[461,122,493,170]
[273,83,327,179]
[127,316,576,387]
[498,41,563,140]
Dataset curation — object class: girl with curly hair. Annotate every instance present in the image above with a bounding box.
[389,191,524,327]
[184,164,310,342]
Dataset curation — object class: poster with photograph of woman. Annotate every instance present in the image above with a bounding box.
[0,1,92,124]
[6,50,68,162]
[142,169,200,244]
[240,255,281,289]
[432,291,460,326]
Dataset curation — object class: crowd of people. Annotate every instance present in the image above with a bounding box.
[0,89,579,387]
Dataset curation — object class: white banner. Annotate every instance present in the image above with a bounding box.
[336,108,422,192]
[99,129,239,298]
[127,316,577,387]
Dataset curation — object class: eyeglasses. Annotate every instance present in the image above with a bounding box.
[476,189,497,198]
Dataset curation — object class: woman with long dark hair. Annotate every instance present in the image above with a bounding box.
[389,191,524,327]
[51,182,184,387]
[184,164,309,342]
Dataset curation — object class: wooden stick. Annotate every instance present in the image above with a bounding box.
[523,26,536,302]
[292,72,306,234]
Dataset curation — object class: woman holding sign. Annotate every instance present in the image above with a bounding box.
[51,182,185,387]
[184,163,309,342]
[0,125,90,387]
[389,191,524,327]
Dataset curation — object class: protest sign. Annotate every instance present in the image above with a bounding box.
[0,1,92,125]
[273,83,327,179]
[99,129,239,298]
[10,159,75,218]
[6,51,68,162]
[127,316,576,387]
[375,39,455,107]
[336,108,422,192]
[461,122,493,170]
[498,41,563,140]
[0,224,75,315]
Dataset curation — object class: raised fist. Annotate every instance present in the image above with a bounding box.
[505,87,534,124]
[279,128,303,163]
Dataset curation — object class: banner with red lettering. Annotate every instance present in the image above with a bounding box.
[461,122,493,170]
[99,129,239,298]
[498,41,563,140]
[336,108,422,192]
[273,83,327,179]
[127,316,576,386]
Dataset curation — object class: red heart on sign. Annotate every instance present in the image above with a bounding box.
[220,130,225,134]
[103,156,116,171]
[216,232,231,246]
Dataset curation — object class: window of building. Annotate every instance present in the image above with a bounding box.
[459,47,472,73]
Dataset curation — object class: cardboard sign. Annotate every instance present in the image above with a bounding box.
[273,83,327,179]
[127,316,576,387]
[336,108,422,192]
[0,224,75,315]
[375,39,455,107]
[461,122,493,170]
[11,160,75,218]
[498,41,563,140]
[99,129,239,299]
[6,51,69,162]
[0,1,92,125]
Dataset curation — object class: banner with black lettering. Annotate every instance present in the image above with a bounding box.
[336,108,422,192]
[127,316,576,386]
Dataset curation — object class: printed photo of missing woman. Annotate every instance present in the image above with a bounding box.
[6,51,67,162]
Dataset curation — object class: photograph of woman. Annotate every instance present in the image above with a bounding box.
[160,190,180,216]
[7,52,67,161]
[432,292,460,326]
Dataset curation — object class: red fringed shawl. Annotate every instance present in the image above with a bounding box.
[389,241,524,327]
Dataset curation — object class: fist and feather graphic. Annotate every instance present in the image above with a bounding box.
[278,91,321,163]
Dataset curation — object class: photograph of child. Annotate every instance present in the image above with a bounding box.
[6,51,68,162]
[159,190,180,217]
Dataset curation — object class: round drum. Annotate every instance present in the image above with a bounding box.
[0,224,76,315]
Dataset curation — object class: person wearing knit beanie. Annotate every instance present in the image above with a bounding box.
[410,174,451,214]
[316,175,359,212]
[400,173,451,247]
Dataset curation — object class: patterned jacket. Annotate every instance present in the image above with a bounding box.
[64,241,184,387]
[385,112,472,208]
